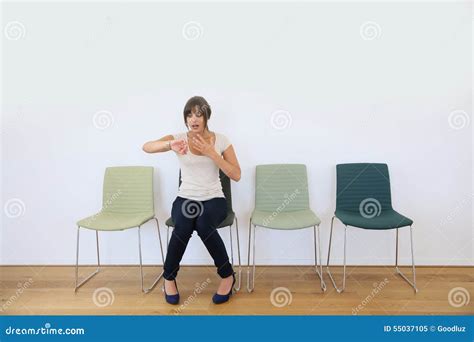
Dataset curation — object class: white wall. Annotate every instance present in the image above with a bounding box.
[1,1,472,266]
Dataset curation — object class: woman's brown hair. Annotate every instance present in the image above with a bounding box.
[183,96,212,129]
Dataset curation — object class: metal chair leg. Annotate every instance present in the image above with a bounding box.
[137,218,165,294]
[228,219,239,291]
[161,225,171,292]
[138,226,145,291]
[229,219,234,266]
[326,216,347,293]
[313,225,327,292]
[74,226,100,292]
[247,220,256,293]
[234,217,242,292]
[155,218,165,265]
[395,226,418,293]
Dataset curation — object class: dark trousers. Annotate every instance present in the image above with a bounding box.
[163,196,234,280]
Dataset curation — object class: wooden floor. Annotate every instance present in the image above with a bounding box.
[0,266,472,315]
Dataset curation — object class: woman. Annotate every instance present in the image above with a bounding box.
[142,96,241,305]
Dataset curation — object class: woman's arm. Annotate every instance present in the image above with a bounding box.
[192,134,241,182]
[142,135,188,154]
[211,145,241,182]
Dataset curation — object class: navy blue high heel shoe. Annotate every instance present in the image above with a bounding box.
[164,279,180,305]
[212,272,236,304]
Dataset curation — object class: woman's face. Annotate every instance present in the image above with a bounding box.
[186,105,206,133]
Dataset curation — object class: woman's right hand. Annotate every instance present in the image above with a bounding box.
[170,139,188,155]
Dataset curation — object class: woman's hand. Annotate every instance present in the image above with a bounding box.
[170,139,188,155]
[192,134,217,157]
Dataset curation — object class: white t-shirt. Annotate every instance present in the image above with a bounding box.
[172,131,232,201]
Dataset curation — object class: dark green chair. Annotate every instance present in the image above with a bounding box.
[165,169,242,292]
[326,163,418,293]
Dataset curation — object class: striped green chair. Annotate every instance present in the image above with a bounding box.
[247,164,326,293]
[326,163,417,293]
[165,169,242,291]
[75,166,165,293]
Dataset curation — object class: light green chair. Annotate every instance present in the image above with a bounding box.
[75,166,165,293]
[247,164,326,292]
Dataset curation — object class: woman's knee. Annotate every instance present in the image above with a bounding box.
[195,212,226,237]
[170,217,195,241]
[194,217,215,238]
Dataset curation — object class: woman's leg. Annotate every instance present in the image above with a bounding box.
[194,197,234,278]
[163,197,196,281]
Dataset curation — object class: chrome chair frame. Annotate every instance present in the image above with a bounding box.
[74,217,165,294]
[247,219,327,293]
[326,215,418,293]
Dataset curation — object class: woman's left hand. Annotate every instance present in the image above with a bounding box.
[192,134,216,157]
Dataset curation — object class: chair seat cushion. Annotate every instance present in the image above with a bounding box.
[165,211,236,229]
[77,211,154,231]
[335,209,413,229]
[251,209,321,229]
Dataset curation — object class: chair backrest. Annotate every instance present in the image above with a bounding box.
[178,169,233,212]
[102,166,154,215]
[255,164,310,212]
[336,163,392,212]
